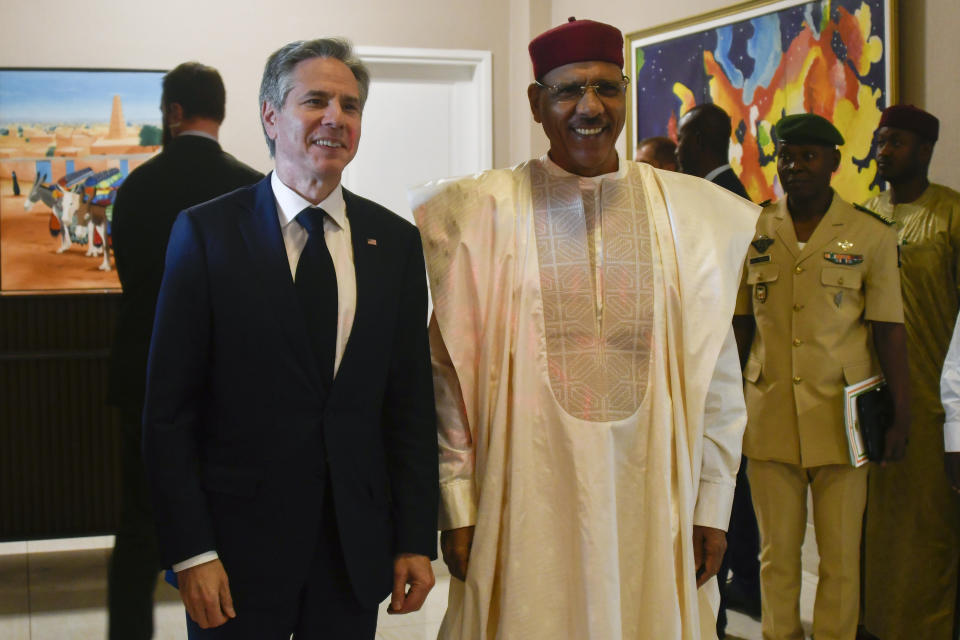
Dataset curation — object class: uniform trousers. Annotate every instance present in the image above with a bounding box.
[748,459,868,640]
[186,482,378,639]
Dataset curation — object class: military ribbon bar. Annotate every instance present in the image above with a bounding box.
[823,252,863,265]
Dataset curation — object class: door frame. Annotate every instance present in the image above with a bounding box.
[355,46,493,172]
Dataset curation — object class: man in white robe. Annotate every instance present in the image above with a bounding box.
[410,18,760,639]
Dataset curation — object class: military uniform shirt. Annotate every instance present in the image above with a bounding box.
[735,193,903,467]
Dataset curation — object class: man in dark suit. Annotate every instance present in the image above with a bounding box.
[676,103,751,200]
[142,38,438,639]
[107,61,263,640]
[677,102,760,636]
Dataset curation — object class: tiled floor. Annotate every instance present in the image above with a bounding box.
[0,536,816,640]
[0,539,446,640]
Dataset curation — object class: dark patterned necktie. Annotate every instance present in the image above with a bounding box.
[294,207,338,389]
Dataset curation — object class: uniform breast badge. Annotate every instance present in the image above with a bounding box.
[824,252,863,265]
[752,235,774,253]
[837,240,854,251]
[835,291,843,307]
[755,283,768,303]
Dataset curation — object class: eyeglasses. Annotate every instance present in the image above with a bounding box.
[534,76,630,102]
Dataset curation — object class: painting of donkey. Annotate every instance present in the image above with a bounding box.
[77,168,124,271]
[23,169,93,254]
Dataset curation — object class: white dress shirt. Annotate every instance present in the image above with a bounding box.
[941,312,960,452]
[177,130,219,143]
[173,171,357,573]
[270,171,356,375]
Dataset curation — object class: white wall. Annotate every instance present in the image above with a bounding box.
[897,0,959,189]
[506,0,552,164]
[1,0,513,173]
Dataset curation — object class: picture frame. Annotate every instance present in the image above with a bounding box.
[0,67,165,295]
[626,0,898,205]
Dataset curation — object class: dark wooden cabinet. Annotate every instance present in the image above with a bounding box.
[1,294,122,540]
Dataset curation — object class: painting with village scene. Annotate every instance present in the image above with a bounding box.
[627,0,896,206]
[0,68,165,294]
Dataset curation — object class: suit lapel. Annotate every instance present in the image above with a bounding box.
[797,192,846,265]
[237,176,324,393]
[772,200,800,260]
[331,189,382,389]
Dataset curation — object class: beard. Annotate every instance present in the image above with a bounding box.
[162,120,174,147]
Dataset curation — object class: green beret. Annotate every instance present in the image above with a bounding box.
[774,113,845,146]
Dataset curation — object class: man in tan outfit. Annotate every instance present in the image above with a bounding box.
[732,113,910,640]
[861,105,960,640]
[414,17,761,640]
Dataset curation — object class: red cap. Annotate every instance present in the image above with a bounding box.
[528,17,624,80]
[879,104,939,142]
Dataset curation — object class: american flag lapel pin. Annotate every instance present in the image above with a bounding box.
[367,238,377,246]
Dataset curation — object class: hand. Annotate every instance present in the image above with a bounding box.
[177,559,236,629]
[692,525,726,589]
[440,526,475,582]
[881,412,911,465]
[946,452,960,494]
[387,553,435,615]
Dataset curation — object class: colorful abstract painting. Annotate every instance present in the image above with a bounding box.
[0,68,164,294]
[627,0,896,204]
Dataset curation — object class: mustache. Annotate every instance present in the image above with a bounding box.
[569,118,607,128]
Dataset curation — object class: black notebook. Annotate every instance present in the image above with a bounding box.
[856,382,893,461]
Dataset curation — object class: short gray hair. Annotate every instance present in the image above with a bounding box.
[259,38,370,156]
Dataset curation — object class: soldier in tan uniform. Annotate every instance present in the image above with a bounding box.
[732,114,911,640]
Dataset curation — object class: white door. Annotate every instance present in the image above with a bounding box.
[342,47,492,224]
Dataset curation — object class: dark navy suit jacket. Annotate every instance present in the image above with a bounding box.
[711,166,750,201]
[108,135,262,411]
[143,175,438,609]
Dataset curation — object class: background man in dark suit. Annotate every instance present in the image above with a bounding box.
[107,61,262,640]
[676,102,760,636]
[676,103,751,200]
[142,38,438,639]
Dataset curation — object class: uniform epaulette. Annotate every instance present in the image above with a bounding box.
[854,202,894,225]
[758,199,772,207]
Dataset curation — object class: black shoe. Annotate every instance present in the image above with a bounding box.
[724,578,761,620]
